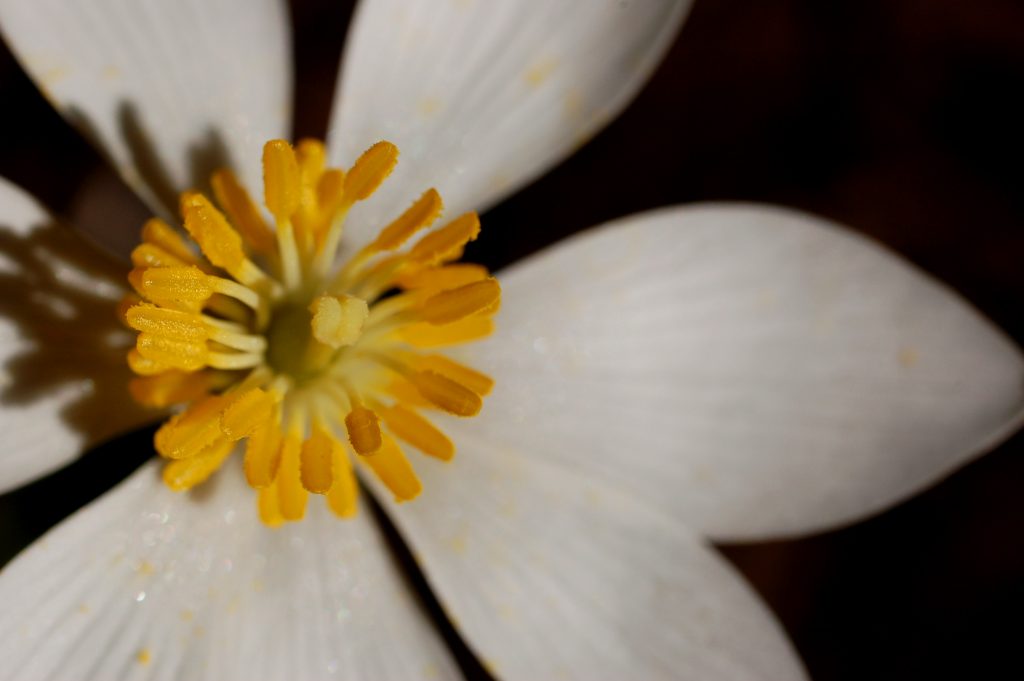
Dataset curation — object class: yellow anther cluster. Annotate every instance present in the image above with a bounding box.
[123,138,499,524]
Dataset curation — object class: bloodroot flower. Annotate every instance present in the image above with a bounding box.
[0,1,1021,680]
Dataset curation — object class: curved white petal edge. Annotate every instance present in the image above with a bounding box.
[451,202,1024,541]
[0,460,461,681]
[0,0,292,250]
[328,0,692,252]
[374,435,809,681]
[0,177,154,493]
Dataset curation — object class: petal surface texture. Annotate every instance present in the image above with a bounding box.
[377,435,808,681]
[0,461,461,681]
[0,0,291,226]
[0,177,153,493]
[328,0,692,251]
[456,203,1024,541]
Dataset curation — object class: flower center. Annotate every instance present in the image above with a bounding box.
[122,139,499,525]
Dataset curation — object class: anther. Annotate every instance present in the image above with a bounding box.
[345,404,383,455]
[418,278,501,325]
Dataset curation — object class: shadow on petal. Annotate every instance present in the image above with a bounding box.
[0,214,152,451]
[65,101,235,223]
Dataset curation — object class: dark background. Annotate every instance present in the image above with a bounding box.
[2,1,1023,679]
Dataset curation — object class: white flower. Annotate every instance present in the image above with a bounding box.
[0,1,1021,679]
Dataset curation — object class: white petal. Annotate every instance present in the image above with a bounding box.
[0,0,291,231]
[0,460,461,681]
[374,434,807,681]
[327,0,691,251]
[0,176,153,493]
[455,203,1024,541]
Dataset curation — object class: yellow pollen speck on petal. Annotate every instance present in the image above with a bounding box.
[123,136,498,525]
[524,57,558,88]
[417,97,442,117]
[344,141,398,201]
[899,346,919,368]
[345,406,382,455]
[136,649,151,666]
[310,294,368,348]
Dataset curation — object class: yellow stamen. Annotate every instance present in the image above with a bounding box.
[396,263,489,292]
[221,388,278,440]
[136,333,208,372]
[263,139,302,221]
[299,425,335,494]
[163,439,234,492]
[408,213,480,265]
[377,404,454,461]
[399,316,494,347]
[127,348,170,376]
[344,141,398,201]
[131,243,189,269]
[367,188,444,253]
[124,137,498,525]
[263,140,302,289]
[245,421,283,488]
[154,395,230,460]
[414,354,494,396]
[131,266,212,305]
[418,278,502,325]
[296,139,327,183]
[141,218,201,265]
[182,193,272,289]
[410,371,482,416]
[276,427,308,521]
[362,436,421,502]
[129,371,212,408]
[211,169,277,255]
[315,169,346,232]
[258,478,285,527]
[345,405,382,455]
[126,304,208,342]
[326,445,358,518]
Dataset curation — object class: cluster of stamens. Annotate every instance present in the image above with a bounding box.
[122,139,499,525]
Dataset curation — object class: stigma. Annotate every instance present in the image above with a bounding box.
[122,139,499,525]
